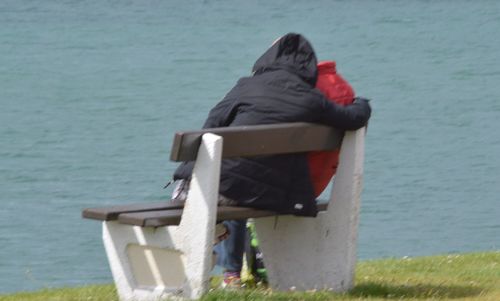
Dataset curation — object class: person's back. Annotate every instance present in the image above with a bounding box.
[308,61,355,197]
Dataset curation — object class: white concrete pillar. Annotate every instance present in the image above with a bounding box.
[178,133,223,299]
[254,128,365,292]
[102,222,184,301]
[102,133,223,301]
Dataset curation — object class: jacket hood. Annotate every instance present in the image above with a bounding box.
[252,33,318,86]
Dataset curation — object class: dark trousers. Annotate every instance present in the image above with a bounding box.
[215,219,247,273]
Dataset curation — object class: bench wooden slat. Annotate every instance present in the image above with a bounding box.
[118,206,278,227]
[82,200,184,221]
[118,209,185,227]
[117,202,329,227]
[83,201,327,224]
[170,122,343,162]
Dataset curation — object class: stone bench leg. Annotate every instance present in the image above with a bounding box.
[102,133,223,300]
[254,128,365,292]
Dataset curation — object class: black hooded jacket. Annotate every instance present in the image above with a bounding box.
[174,33,371,216]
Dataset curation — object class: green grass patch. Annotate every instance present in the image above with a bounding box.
[1,252,498,301]
[0,285,117,301]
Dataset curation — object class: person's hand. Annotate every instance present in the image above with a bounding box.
[353,97,371,115]
[353,97,371,131]
[353,96,371,105]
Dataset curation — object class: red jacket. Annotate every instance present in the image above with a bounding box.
[308,61,355,196]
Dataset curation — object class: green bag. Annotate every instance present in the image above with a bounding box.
[245,221,268,284]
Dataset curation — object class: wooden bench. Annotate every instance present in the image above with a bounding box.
[82,122,366,300]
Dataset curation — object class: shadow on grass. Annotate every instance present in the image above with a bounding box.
[350,282,486,299]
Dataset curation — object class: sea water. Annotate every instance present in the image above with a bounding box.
[1,0,499,294]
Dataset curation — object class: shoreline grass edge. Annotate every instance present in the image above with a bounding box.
[1,251,498,301]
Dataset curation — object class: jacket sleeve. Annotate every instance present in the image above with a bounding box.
[173,88,239,181]
[318,96,372,130]
[202,91,238,129]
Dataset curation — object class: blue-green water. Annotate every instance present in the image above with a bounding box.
[1,0,499,294]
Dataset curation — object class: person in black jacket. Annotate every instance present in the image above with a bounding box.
[172,33,371,287]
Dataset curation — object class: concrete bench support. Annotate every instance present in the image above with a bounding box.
[102,133,222,300]
[254,129,364,291]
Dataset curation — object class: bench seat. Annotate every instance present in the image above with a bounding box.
[83,201,328,227]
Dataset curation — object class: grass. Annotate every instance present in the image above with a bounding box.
[1,252,498,301]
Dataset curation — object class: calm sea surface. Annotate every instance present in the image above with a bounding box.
[1,0,499,294]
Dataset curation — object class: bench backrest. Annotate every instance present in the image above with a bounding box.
[170,122,343,161]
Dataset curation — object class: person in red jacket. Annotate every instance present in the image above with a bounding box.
[308,61,355,197]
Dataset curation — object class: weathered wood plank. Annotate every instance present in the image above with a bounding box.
[83,201,327,223]
[118,209,185,227]
[118,206,277,227]
[170,122,343,162]
[81,200,184,221]
[117,202,328,227]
